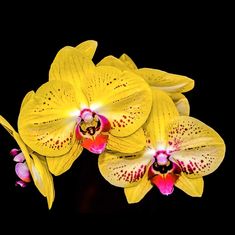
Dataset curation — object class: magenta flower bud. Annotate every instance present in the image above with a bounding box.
[13,152,25,163]
[15,162,31,183]
[15,180,28,187]
[9,148,20,157]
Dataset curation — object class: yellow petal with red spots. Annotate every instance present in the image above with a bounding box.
[124,165,153,203]
[144,88,179,149]
[175,173,204,197]
[168,116,226,177]
[87,66,152,137]
[18,80,80,157]
[46,141,83,176]
[98,151,152,187]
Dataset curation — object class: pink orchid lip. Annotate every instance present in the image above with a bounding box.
[149,150,181,196]
[151,173,178,196]
[82,134,108,154]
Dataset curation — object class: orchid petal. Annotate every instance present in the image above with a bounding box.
[107,128,146,153]
[30,153,55,209]
[0,116,55,208]
[46,141,83,176]
[88,66,152,137]
[18,80,79,157]
[175,173,204,197]
[97,55,130,70]
[75,40,98,59]
[168,92,190,116]
[169,116,225,177]
[20,91,35,110]
[98,151,152,187]
[0,116,31,164]
[124,166,153,203]
[119,53,138,70]
[137,68,194,93]
[144,88,178,149]
[15,162,31,182]
[49,46,95,106]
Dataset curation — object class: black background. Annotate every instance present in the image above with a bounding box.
[0,2,233,232]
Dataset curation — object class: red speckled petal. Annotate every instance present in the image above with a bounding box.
[18,80,79,157]
[15,162,31,183]
[82,134,108,154]
[47,141,83,176]
[168,116,226,177]
[144,88,179,149]
[98,151,153,187]
[86,66,152,137]
[151,173,178,196]
[124,165,153,203]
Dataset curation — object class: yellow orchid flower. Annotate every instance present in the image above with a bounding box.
[97,53,194,115]
[18,43,152,176]
[98,88,225,203]
[0,115,55,209]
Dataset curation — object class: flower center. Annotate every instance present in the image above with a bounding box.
[151,150,172,173]
[77,109,101,138]
[75,108,111,154]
